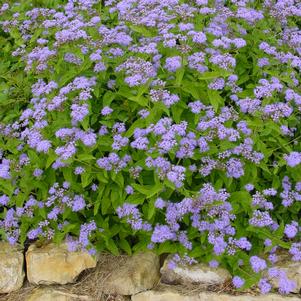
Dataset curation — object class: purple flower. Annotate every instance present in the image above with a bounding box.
[151,225,176,243]
[289,243,301,261]
[55,142,76,160]
[234,237,252,251]
[98,125,108,136]
[116,57,156,87]
[101,106,113,116]
[33,168,43,177]
[165,56,182,72]
[72,195,86,212]
[208,78,225,90]
[47,207,61,220]
[250,256,267,273]
[138,109,150,119]
[74,166,85,175]
[166,165,186,188]
[117,203,151,231]
[245,184,254,191]
[232,276,245,288]
[36,140,51,153]
[167,260,177,270]
[0,160,11,179]
[249,210,274,227]
[91,183,98,191]
[208,260,219,268]
[258,278,272,294]
[112,134,129,150]
[226,158,244,178]
[125,185,134,195]
[27,228,43,240]
[188,101,205,114]
[210,54,236,70]
[284,152,301,167]
[284,222,298,238]
[191,31,207,44]
[0,195,9,206]
[258,58,269,67]
[71,104,89,124]
[278,275,297,294]
[155,198,166,209]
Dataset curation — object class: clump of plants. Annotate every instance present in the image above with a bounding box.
[1,0,301,294]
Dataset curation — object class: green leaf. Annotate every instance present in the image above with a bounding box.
[94,185,106,215]
[118,88,148,106]
[111,172,124,188]
[171,104,184,123]
[125,118,146,138]
[96,171,109,183]
[198,71,230,80]
[126,193,145,204]
[129,25,154,37]
[229,191,252,214]
[207,90,224,112]
[182,80,204,99]
[147,198,156,220]
[63,168,73,183]
[101,187,112,215]
[103,91,115,106]
[175,67,185,86]
[119,238,132,255]
[0,180,13,195]
[77,154,95,161]
[45,151,57,169]
[81,173,93,188]
[131,182,163,198]
[158,241,176,255]
[105,238,119,256]
[111,187,122,209]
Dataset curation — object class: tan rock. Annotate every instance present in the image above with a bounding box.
[26,288,93,301]
[26,243,97,285]
[113,296,131,301]
[160,255,230,286]
[0,242,24,293]
[132,291,301,301]
[101,252,160,295]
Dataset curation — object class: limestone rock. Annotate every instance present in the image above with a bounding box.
[26,288,93,301]
[101,252,160,295]
[160,255,230,286]
[0,242,24,293]
[132,291,301,301]
[26,243,97,285]
[113,296,131,301]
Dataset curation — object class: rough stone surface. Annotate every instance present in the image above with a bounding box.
[132,291,301,301]
[26,288,93,301]
[113,296,131,301]
[160,255,230,286]
[101,252,160,295]
[0,242,24,293]
[26,243,97,285]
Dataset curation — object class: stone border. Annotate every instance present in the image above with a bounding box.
[0,242,300,301]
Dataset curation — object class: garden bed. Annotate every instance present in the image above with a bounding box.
[0,0,301,297]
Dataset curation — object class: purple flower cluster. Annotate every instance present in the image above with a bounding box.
[1,0,301,294]
[67,221,98,254]
[97,153,131,173]
[117,203,152,231]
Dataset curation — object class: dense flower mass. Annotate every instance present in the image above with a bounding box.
[0,0,301,294]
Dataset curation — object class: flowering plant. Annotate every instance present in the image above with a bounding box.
[1,0,301,294]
